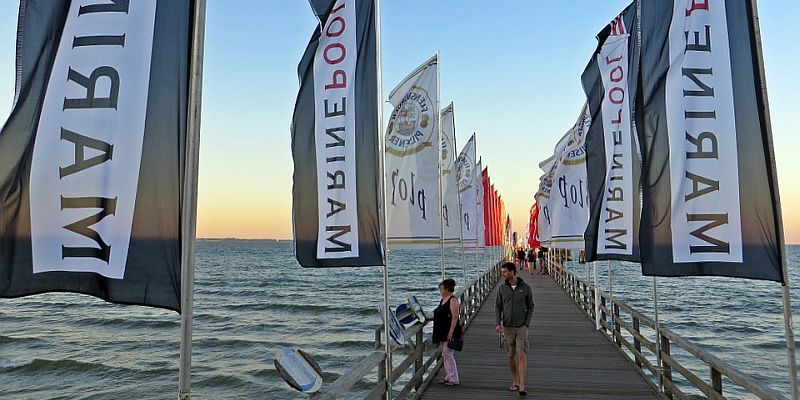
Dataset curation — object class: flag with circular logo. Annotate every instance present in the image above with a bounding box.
[385,55,441,247]
[456,134,478,245]
[440,103,461,246]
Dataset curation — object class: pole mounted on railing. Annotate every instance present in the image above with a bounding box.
[747,0,798,398]
[652,276,663,396]
[374,0,392,397]
[593,261,600,330]
[178,1,206,399]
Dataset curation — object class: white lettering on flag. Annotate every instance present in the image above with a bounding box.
[30,0,157,279]
[313,0,359,259]
[598,32,634,255]
[666,0,742,262]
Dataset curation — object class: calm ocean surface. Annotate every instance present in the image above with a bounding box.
[1,240,798,399]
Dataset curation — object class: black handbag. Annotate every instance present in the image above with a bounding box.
[447,336,463,351]
[447,321,463,351]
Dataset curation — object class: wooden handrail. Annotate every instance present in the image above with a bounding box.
[546,259,787,400]
[311,351,386,400]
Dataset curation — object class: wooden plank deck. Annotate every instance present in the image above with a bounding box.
[419,266,658,399]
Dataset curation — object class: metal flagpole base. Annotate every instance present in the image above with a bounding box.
[781,285,799,400]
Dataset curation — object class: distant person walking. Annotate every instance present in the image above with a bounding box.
[538,247,548,275]
[433,278,461,386]
[495,262,535,396]
[516,247,527,271]
[527,248,536,271]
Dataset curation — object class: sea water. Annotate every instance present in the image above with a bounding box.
[0,240,798,399]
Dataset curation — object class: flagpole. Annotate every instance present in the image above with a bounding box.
[607,261,615,334]
[748,1,797,398]
[178,1,205,399]
[374,0,392,397]
[474,143,480,279]
[593,261,600,330]
[454,124,467,288]
[652,276,663,395]
[435,51,445,281]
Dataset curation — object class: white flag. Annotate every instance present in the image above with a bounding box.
[440,103,460,246]
[456,134,478,246]
[548,104,591,249]
[385,55,440,247]
[475,160,485,248]
[535,162,556,246]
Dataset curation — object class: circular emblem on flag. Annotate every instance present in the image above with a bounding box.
[456,153,474,193]
[441,132,454,173]
[386,86,435,157]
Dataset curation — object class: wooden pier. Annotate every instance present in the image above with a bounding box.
[311,256,786,399]
[419,266,657,399]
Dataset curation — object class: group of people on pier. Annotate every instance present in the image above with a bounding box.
[431,261,536,396]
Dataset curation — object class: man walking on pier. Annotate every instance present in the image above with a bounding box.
[495,262,535,396]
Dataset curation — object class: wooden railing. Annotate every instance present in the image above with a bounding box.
[311,259,505,399]
[547,258,787,400]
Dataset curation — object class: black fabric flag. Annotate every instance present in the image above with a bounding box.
[582,3,642,263]
[0,0,192,311]
[291,0,385,267]
[638,0,783,282]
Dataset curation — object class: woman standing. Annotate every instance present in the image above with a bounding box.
[432,278,461,385]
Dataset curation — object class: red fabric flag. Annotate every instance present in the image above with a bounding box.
[528,204,540,248]
[482,168,490,246]
[490,185,497,246]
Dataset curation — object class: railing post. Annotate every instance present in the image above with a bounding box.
[584,283,590,313]
[585,283,590,314]
[613,304,621,347]
[415,329,424,391]
[570,274,575,298]
[376,328,386,392]
[711,366,722,396]
[583,282,589,313]
[633,317,642,368]
[601,297,608,333]
[661,333,673,399]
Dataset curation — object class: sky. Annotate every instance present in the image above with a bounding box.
[0,1,798,243]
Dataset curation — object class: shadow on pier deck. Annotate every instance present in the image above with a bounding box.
[419,267,657,399]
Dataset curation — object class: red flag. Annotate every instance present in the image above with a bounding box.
[490,185,497,246]
[482,168,490,246]
[528,204,540,248]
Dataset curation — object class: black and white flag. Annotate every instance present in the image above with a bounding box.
[292,0,385,267]
[582,3,642,262]
[638,0,783,281]
[0,0,192,311]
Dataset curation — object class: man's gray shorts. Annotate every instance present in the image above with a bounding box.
[502,326,529,356]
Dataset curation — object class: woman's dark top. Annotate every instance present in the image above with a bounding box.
[432,296,460,343]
